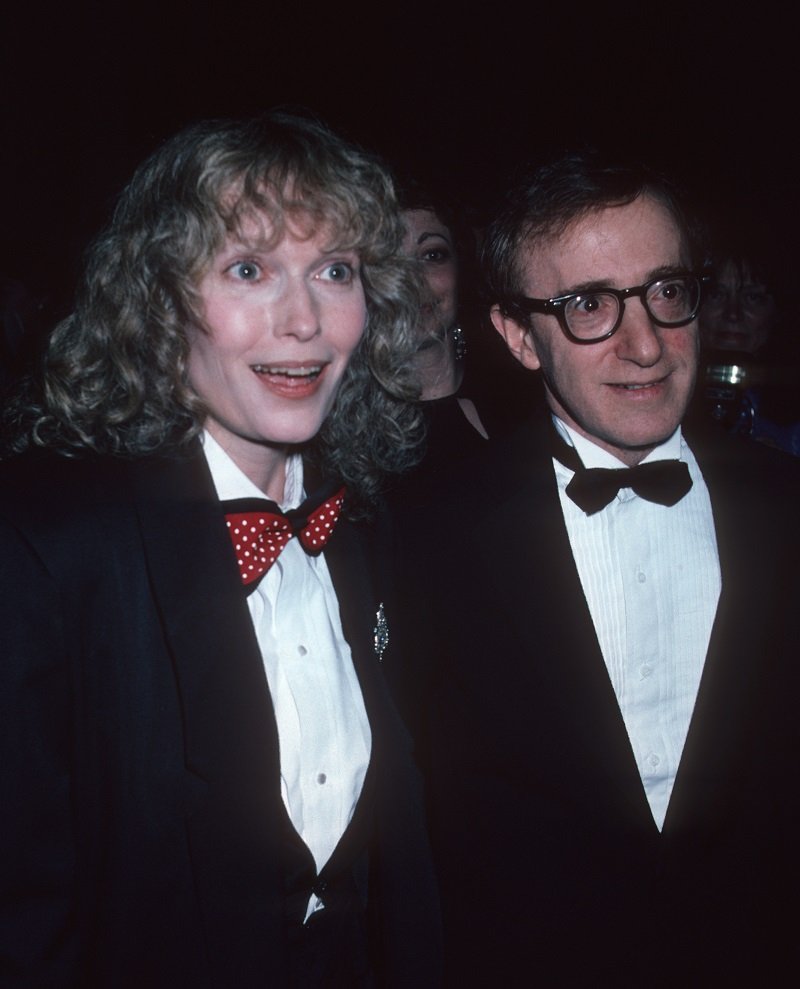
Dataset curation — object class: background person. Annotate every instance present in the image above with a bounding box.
[397,176,487,449]
[395,174,532,480]
[697,210,800,454]
[398,183,467,403]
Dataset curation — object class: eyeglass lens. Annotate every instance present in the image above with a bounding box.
[565,276,700,340]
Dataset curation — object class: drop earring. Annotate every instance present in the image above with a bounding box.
[452,324,467,360]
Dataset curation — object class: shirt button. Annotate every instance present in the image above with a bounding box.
[637,572,646,583]
[647,754,660,768]
[317,773,327,785]
[297,644,308,657]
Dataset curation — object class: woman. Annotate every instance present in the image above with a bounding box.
[0,112,440,987]
[697,230,800,455]
[700,254,778,356]
[399,196,466,403]
[394,180,493,483]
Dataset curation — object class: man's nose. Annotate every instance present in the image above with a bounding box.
[613,297,664,365]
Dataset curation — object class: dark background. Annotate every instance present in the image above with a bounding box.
[2,3,797,321]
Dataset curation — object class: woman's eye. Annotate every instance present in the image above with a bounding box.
[421,247,451,264]
[321,262,355,283]
[228,261,261,281]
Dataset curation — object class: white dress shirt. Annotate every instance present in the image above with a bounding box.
[202,431,371,909]
[553,417,721,829]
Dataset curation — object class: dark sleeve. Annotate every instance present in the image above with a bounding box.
[378,488,443,752]
[0,519,81,986]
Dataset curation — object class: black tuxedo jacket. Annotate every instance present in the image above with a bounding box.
[0,445,441,988]
[388,404,800,987]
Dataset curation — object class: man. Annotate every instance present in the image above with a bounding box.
[388,152,800,986]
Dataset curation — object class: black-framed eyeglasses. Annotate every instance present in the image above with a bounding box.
[500,272,710,344]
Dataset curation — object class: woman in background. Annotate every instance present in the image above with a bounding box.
[397,175,536,470]
[399,191,468,403]
[698,216,800,456]
[396,178,493,479]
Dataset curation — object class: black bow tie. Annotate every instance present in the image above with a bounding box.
[220,481,346,593]
[551,429,692,515]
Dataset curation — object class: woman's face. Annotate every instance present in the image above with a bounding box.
[401,208,459,339]
[187,209,367,492]
[700,260,777,355]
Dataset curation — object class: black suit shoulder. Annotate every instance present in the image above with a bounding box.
[686,418,800,566]
[687,413,800,485]
[0,447,217,600]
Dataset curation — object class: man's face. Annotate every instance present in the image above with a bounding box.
[492,194,699,466]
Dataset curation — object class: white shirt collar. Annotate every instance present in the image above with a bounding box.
[200,430,305,510]
[552,415,684,470]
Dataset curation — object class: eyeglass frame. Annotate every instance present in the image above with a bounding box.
[499,271,710,345]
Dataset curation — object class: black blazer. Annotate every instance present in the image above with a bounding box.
[388,405,800,987]
[0,445,441,988]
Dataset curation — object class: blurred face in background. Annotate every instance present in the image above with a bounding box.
[700,260,777,354]
[401,208,459,340]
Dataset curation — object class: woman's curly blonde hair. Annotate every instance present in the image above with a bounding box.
[6,111,425,512]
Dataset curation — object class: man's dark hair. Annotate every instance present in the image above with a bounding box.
[482,150,705,310]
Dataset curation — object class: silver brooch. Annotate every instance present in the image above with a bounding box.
[373,603,389,661]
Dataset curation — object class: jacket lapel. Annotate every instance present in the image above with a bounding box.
[131,446,291,982]
[322,510,444,981]
[469,415,656,827]
[665,426,790,831]
[132,446,279,786]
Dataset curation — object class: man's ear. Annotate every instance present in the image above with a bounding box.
[489,305,541,371]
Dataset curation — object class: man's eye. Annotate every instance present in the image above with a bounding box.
[659,281,685,301]
[229,261,261,281]
[575,295,605,314]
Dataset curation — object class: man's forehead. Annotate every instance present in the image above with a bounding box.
[516,196,687,291]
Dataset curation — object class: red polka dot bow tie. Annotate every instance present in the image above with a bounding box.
[221,483,346,591]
